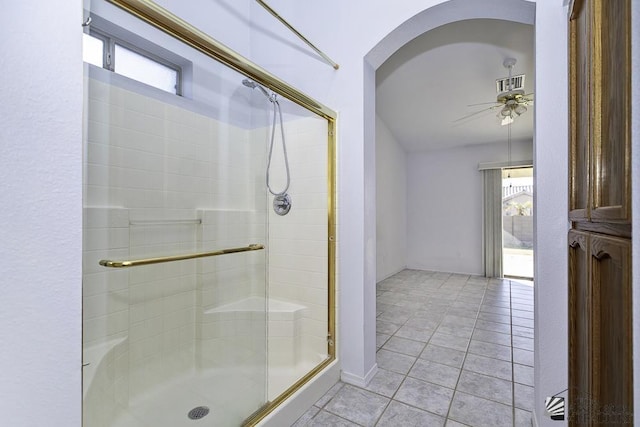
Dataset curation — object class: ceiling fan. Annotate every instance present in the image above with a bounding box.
[455,57,534,126]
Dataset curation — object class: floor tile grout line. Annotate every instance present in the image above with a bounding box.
[379,273,470,424]
[371,376,448,426]
[321,403,367,427]
[442,275,490,424]
[373,273,454,425]
[510,279,517,427]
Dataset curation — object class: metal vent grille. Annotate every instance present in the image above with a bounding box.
[188,406,210,420]
[496,74,525,93]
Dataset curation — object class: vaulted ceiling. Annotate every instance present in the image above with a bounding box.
[376,19,534,152]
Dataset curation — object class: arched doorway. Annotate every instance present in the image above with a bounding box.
[361,0,536,380]
[338,1,570,424]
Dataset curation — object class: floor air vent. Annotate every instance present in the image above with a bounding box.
[188,406,210,420]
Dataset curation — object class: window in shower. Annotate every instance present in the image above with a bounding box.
[83,27,182,95]
[82,2,336,426]
[83,33,105,68]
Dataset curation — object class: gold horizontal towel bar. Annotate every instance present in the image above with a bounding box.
[129,219,202,226]
[99,244,264,268]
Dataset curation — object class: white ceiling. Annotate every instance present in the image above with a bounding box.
[376,19,534,152]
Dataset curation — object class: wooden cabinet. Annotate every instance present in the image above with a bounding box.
[568,230,591,427]
[568,231,632,424]
[590,234,633,420]
[568,0,632,425]
[569,0,631,227]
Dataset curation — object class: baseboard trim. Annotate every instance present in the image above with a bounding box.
[377,266,407,282]
[341,363,378,387]
[404,265,481,276]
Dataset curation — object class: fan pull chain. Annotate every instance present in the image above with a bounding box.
[508,122,512,166]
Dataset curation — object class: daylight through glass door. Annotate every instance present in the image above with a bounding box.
[502,167,533,279]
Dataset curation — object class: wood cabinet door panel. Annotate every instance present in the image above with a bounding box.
[569,0,590,221]
[590,234,633,423]
[568,230,591,427]
[590,0,631,222]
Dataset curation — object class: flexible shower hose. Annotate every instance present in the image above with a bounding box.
[266,95,290,196]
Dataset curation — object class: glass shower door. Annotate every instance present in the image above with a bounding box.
[81,4,268,425]
[83,0,337,425]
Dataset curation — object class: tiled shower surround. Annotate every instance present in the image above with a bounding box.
[82,78,329,426]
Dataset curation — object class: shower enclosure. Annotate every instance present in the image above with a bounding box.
[81,1,336,425]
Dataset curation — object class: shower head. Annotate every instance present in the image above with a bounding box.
[242,78,257,89]
[242,78,272,101]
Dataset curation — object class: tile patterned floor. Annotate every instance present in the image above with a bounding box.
[294,269,535,427]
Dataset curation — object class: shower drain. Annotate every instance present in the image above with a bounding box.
[187,406,210,420]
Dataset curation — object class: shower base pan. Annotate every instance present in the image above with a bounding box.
[105,361,326,427]
[109,368,263,427]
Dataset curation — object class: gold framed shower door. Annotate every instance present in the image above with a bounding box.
[104,1,337,425]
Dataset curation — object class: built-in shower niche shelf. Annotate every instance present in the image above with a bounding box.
[203,296,306,319]
[202,297,308,367]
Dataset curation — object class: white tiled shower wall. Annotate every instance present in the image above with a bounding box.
[82,77,331,425]
[262,116,330,370]
[83,78,265,426]
[196,209,267,372]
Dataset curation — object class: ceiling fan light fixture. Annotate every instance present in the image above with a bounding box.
[515,104,527,115]
[501,116,514,126]
[456,57,533,127]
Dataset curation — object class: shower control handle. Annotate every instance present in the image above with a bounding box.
[273,194,292,216]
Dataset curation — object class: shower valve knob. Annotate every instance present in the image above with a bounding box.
[273,194,292,216]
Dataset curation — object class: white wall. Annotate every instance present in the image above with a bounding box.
[406,140,532,275]
[0,1,83,425]
[376,116,408,281]
[532,3,569,426]
[153,0,251,59]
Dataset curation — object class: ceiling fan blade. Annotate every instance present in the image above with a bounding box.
[466,100,502,107]
[452,106,498,123]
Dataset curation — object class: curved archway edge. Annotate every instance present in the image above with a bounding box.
[364,0,535,69]
[342,1,571,425]
[350,0,539,408]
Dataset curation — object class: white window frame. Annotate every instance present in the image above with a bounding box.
[85,27,183,96]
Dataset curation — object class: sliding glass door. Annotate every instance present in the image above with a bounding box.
[501,167,534,279]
